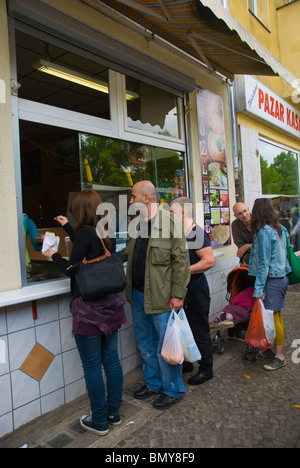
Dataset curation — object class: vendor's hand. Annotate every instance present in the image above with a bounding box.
[42,248,55,258]
[34,235,44,244]
[260,293,265,301]
[54,215,68,226]
[170,297,184,311]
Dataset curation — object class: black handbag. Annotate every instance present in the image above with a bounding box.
[73,228,126,301]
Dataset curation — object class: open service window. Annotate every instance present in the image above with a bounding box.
[259,138,300,250]
[20,121,81,282]
[20,124,187,283]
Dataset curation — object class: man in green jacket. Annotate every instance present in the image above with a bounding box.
[122,180,190,410]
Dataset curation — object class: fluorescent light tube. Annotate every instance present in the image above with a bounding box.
[34,59,138,100]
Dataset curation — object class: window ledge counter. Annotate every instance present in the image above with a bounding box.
[0,252,225,308]
[0,278,70,307]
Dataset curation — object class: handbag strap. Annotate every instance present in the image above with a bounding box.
[82,227,111,264]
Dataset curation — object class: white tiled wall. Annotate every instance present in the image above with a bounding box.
[0,291,140,438]
[0,256,238,437]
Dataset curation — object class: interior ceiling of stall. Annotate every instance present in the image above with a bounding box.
[87,0,278,81]
[16,30,110,119]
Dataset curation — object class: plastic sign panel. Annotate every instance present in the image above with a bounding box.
[196,86,231,248]
[241,76,300,140]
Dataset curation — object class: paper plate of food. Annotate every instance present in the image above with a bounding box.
[211,225,230,246]
[208,162,228,189]
[207,133,225,162]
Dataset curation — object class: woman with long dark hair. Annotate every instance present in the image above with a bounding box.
[249,198,291,371]
[43,190,126,436]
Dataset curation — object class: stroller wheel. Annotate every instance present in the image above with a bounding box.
[243,344,259,361]
[243,343,252,360]
[217,339,225,354]
[251,348,259,361]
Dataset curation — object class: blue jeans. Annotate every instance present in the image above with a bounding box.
[131,288,185,398]
[75,331,123,425]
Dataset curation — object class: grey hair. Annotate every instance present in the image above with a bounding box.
[170,197,194,217]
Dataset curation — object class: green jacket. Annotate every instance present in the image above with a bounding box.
[122,207,191,314]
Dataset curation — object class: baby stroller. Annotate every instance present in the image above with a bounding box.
[211,265,259,361]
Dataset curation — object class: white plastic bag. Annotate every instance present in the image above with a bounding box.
[161,310,184,365]
[260,299,276,347]
[178,309,202,363]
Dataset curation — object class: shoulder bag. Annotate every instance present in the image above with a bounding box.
[72,227,126,301]
[285,232,300,285]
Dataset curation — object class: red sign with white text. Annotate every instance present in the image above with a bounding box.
[243,76,300,139]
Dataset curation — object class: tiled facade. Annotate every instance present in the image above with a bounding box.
[0,290,141,437]
[0,255,239,437]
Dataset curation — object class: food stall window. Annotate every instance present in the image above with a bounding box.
[20,124,187,283]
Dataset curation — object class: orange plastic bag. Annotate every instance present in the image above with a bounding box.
[245,298,271,349]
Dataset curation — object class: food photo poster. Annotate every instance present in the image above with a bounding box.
[196,87,231,248]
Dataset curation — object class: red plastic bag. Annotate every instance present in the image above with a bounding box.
[245,298,271,349]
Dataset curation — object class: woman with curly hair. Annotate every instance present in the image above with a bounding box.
[249,198,291,371]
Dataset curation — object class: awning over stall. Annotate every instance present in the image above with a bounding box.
[92,0,297,87]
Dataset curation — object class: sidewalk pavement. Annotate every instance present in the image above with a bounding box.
[1,287,300,449]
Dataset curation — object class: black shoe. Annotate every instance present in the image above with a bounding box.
[134,385,159,400]
[80,415,109,436]
[182,361,194,373]
[188,369,213,386]
[153,393,182,410]
[107,415,122,426]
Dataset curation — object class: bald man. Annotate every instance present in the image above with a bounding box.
[232,202,254,265]
[122,180,190,410]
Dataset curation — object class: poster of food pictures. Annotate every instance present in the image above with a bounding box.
[196,87,231,248]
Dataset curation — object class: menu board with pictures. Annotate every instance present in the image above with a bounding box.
[196,87,231,248]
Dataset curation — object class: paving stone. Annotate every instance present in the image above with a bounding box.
[1,289,300,449]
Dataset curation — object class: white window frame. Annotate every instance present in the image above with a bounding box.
[249,0,258,16]
[118,74,186,151]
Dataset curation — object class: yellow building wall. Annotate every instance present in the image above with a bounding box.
[277,1,300,102]
[0,0,21,292]
[238,114,300,154]
[228,0,300,110]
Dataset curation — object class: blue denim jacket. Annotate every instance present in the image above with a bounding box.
[248,225,291,298]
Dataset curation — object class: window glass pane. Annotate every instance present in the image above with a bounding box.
[126,77,181,139]
[259,139,300,247]
[79,133,186,250]
[16,31,110,119]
